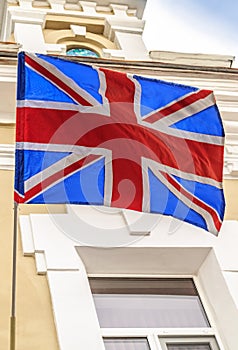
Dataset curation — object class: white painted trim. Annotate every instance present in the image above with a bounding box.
[47,270,105,350]
[159,336,221,350]
[0,144,15,170]
[0,65,17,80]
[149,50,234,68]
[148,334,161,350]
[198,250,238,350]
[87,273,195,278]
[101,328,216,337]
[122,209,158,236]
[4,0,145,22]
[193,277,227,350]
[19,215,35,256]
[35,252,47,274]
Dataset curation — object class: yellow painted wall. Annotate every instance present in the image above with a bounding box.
[0,125,65,349]
[0,124,15,144]
[224,180,238,219]
[0,169,60,349]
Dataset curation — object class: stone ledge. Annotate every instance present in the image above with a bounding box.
[150,50,235,68]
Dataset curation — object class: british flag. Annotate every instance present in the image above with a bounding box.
[14,52,225,234]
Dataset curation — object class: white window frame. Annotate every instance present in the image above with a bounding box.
[101,329,221,350]
[159,335,220,350]
[103,336,154,350]
[88,273,226,350]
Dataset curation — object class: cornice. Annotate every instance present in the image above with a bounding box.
[0,64,17,79]
[0,143,15,170]
[224,145,238,179]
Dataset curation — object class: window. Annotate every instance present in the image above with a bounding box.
[104,338,150,350]
[89,277,221,350]
[159,336,220,350]
[89,278,209,328]
[66,48,99,57]
[166,346,211,350]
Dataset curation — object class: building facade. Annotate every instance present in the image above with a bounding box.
[0,1,238,349]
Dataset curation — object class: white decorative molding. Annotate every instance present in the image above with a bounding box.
[64,2,81,11]
[19,215,35,256]
[102,48,125,59]
[0,64,18,80]
[35,252,47,274]
[79,1,97,14]
[150,50,235,68]
[8,7,46,31]
[70,24,86,37]
[45,42,66,54]
[224,145,238,179]
[48,0,65,11]
[104,17,145,41]
[217,106,238,123]
[0,41,21,53]
[95,5,111,13]
[103,16,147,59]
[110,3,128,17]
[115,31,148,59]
[122,210,158,236]
[14,22,47,53]
[2,0,147,44]
[32,0,50,8]
[224,162,238,177]
[223,120,238,136]
[0,144,15,170]
[126,8,136,16]
[19,0,33,9]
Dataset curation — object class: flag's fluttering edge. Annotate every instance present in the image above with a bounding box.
[14,52,225,234]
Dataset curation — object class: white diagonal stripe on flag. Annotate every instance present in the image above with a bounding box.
[149,164,220,234]
[17,99,109,115]
[141,120,224,145]
[155,91,215,127]
[24,153,89,192]
[145,158,223,189]
[26,53,101,107]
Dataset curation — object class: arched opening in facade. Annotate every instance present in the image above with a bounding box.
[66,47,99,58]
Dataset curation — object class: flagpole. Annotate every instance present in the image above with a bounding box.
[10,201,18,350]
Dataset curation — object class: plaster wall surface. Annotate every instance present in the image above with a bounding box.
[17,208,238,350]
[0,170,60,349]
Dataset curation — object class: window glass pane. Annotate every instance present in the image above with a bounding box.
[66,48,99,57]
[104,338,150,350]
[89,278,209,328]
[160,337,219,350]
[90,278,198,295]
[167,345,211,350]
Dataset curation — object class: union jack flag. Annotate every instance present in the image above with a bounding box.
[14,52,225,234]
